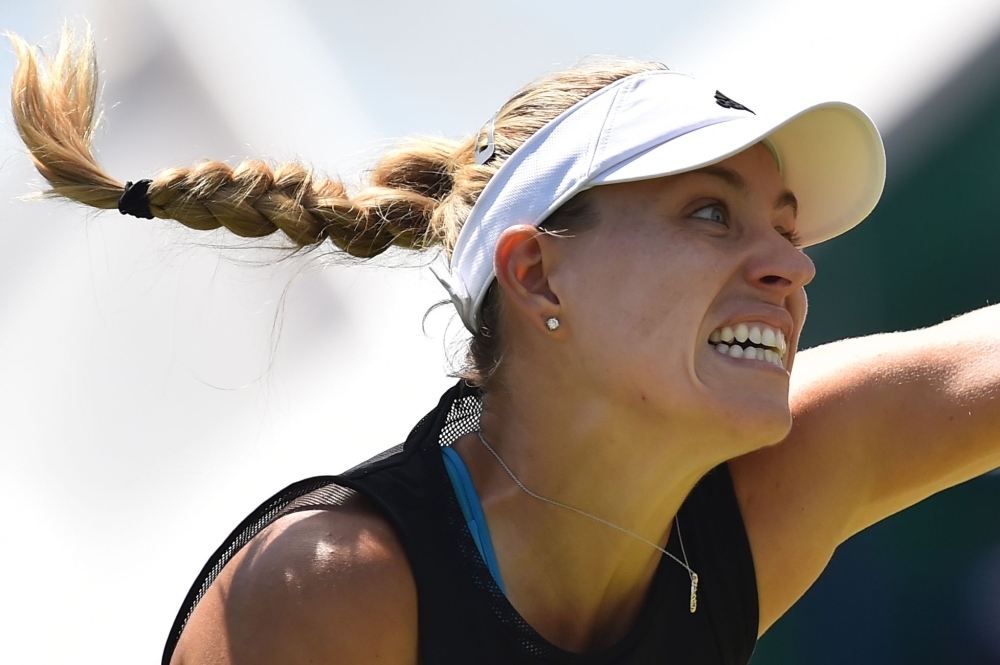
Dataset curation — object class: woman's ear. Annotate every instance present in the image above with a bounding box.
[494,225,561,331]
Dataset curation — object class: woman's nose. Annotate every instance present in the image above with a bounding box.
[744,228,816,296]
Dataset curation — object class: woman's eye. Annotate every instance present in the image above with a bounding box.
[691,204,727,224]
[779,228,803,247]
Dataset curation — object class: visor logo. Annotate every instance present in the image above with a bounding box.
[715,91,754,115]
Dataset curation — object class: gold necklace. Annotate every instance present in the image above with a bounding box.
[475,431,699,613]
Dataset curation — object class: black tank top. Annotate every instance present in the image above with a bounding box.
[163,381,759,664]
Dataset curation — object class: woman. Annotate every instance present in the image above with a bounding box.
[10,31,1000,665]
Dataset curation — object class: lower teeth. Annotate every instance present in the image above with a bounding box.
[713,343,782,367]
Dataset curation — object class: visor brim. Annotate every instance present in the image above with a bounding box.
[589,102,886,247]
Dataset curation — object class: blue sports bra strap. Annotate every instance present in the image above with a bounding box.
[441,446,506,593]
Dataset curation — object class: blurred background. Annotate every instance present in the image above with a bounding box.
[1,0,999,662]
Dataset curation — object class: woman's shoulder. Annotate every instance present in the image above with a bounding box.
[170,495,418,665]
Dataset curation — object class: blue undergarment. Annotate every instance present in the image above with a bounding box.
[441,446,506,593]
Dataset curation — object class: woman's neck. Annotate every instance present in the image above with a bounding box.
[451,376,728,652]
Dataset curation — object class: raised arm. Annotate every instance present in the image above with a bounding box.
[730,303,1000,635]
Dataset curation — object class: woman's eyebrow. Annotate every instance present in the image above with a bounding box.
[775,191,798,218]
[693,165,798,218]
[696,165,747,192]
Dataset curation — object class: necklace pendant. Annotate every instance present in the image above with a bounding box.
[689,572,699,614]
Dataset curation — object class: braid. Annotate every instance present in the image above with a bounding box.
[145,160,441,255]
[9,29,463,257]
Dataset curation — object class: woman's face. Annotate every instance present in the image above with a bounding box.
[547,143,815,451]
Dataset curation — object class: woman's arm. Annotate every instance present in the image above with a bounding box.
[171,504,418,665]
[730,303,1000,635]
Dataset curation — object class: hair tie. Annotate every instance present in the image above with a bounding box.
[118,179,154,219]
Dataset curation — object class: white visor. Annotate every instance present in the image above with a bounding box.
[434,69,886,332]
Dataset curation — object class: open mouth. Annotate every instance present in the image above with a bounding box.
[708,323,786,369]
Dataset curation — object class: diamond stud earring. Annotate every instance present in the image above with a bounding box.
[545,317,560,331]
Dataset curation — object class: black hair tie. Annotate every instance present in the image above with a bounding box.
[118,179,154,219]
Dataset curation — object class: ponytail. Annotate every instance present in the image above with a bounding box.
[9,28,464,257]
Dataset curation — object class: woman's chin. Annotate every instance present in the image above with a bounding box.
[707,394,793,452]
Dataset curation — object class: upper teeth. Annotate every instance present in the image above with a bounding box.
[708,323,787,366]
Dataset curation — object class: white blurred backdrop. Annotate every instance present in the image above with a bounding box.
[3,0,1000,662]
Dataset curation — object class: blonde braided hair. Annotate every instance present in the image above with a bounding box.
[9,27,667,383]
